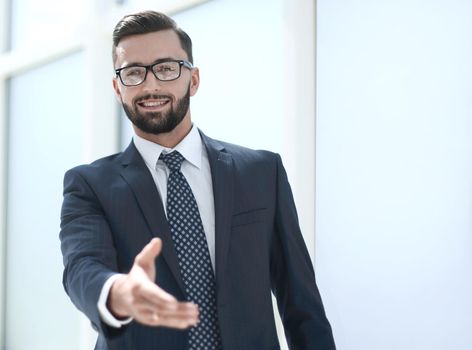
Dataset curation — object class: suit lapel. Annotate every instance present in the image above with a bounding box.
[119,142,186,294]
[200,131,234,294]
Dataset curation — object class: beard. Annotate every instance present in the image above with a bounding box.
[122,86,190,135]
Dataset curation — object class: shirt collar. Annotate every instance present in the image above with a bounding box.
[133,125,203,170]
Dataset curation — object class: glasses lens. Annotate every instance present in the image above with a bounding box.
[120,66,146,86]
[153,61,180,81]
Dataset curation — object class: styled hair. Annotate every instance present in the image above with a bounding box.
[112,11,193,64]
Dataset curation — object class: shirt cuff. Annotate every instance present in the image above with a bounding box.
[97,274,133,328]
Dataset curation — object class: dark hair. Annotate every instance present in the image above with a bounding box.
[112,11,193,65]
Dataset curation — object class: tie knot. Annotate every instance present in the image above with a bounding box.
[160,151,185,172]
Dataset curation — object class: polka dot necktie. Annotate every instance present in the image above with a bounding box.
[160,151,223,350]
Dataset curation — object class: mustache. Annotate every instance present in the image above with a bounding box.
[134,94,173,104]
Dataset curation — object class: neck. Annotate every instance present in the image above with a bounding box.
[134,114,193,148]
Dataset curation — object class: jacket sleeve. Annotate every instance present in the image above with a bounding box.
[59,168,126,338]
[270,154,336,350]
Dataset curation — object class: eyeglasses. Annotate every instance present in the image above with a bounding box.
[115,59,193,86]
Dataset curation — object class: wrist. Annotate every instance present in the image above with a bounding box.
[107,275,131,319]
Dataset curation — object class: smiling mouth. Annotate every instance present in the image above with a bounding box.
[137,98,171,110]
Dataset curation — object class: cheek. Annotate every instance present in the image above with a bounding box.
[119,90,138,105]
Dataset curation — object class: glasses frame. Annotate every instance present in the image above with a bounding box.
[115,59,193,86]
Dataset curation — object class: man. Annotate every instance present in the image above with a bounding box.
[60,10,336,350]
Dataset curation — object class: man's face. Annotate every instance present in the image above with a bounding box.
[113,30,199,135]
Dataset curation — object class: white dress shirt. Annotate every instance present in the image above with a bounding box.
[98,125,215,327]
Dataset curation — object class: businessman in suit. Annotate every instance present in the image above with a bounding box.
[60,11,336,350]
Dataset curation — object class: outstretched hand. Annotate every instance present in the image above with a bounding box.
[108,238,198,328]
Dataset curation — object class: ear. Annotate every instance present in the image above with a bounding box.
[112,77,122,102]
[189,67,200,97]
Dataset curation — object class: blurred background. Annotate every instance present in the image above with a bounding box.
[0,0,471,349]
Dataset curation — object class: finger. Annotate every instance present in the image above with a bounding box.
[134,278,177,305]
[130,290,199,328]
[136,300,199,320]
[136,307,199,329]
[135,303,198,324]
[132,284,198,315]
[134,238,162,269]
[153,313,199,329]
[128,279,188,319]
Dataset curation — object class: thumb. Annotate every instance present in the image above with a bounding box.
[134,238,162,276]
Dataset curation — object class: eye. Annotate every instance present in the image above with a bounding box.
[123,67,144,77]
[155,62,178,73]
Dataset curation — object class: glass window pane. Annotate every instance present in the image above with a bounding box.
[10,0,87,49]
[174,0,285,152]
[6,52,85,350]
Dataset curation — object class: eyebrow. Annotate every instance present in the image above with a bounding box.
[119,57,182,69]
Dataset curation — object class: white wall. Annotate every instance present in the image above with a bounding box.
[316,1,472,349]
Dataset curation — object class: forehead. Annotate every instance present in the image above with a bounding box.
[115,29,187,67]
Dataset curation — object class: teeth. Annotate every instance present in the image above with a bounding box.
[141,100,168,107]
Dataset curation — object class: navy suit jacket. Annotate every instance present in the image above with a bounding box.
[60,131,336,350]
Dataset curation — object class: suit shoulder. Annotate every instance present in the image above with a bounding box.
[217,139,279,162]
[206,138,285,178]
[65,151,123,179]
